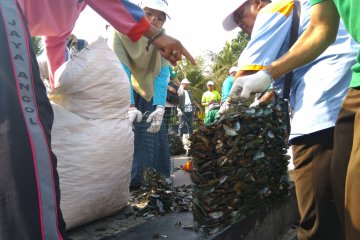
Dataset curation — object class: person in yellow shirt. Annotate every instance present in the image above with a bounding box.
[201,80,221,125]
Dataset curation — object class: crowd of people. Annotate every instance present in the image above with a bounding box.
[1,0,359,239]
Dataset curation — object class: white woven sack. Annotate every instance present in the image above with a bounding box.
[50,37,130,119]
[52,103,134,230]
[49,36,134,229]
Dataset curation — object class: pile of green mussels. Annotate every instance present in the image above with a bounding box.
[190,93,291,234]
[168,132,187,155]
[129,168,193,217]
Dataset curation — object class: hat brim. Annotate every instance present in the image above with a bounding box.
[143,3,171,19]
[222,0,248,31]
[229,67,239,74]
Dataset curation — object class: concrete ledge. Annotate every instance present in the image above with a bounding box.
[213,189,299,240]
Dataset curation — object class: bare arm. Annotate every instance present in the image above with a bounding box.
[267,1,340,79]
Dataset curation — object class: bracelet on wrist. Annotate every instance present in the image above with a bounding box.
[146,29,165,51]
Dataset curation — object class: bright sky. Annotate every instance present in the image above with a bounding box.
[72,0,240,57]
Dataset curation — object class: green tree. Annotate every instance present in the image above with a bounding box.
[174,57,207,103]
[210,31,250,89]
[172,31,250,109]
[31,36,44,56]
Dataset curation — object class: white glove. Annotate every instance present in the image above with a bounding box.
[229,70,273,99]
[128,107,142,123]
[249,93,262,108]
[147,105,165,133]
[218,101,230,115]
[177,107,183,117]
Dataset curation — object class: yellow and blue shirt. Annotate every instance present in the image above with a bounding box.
[238,0,359,139]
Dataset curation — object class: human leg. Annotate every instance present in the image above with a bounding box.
[292,128,344,240]
[331,88,358,233]
[204,109,217,125]
[184,112,194,136]
[341,88,360,239]
[178,114,186,137]
[0,1,67,239]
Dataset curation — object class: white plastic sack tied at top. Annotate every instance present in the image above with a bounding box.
[49,37,134,229]
[50,37,130,120]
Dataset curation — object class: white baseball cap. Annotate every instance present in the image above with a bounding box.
[181,78,190,84]
[207,80,215,86]
[222,0,248,31]
[141,0,171,19]
[229,66,239,74]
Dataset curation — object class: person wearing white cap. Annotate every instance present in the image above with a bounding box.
[177,78,195,138]
[221,66,238,103]
[109,0,175,188]
[164,66,183,132]
[201,81,221,125]
[220,0,359,239]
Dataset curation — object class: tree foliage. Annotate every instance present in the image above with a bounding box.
[209,31,250,89]
[174,56,207,103]
[172,31,249,104]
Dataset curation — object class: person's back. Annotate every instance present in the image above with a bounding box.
[221,66,238,102]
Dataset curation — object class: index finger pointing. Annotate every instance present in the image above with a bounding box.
[180,46,196,65]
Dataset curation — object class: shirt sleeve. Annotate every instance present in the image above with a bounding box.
[238,0,294,71]
[153,66,170,106]
[44,34,71,89]
[85,0,151,42]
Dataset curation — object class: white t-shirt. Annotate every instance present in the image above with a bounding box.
[184,91,192,112]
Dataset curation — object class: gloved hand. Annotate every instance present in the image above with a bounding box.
[229,70,273,99]
[177,107,183,117]
[147,105,165,133]
[249,93,262,108]
[128,107,143,123]
[218,101,230,115]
